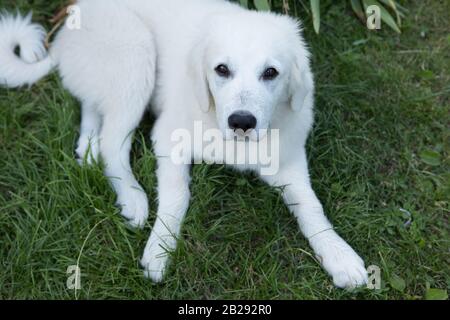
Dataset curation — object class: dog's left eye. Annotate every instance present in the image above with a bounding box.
[262,67,279,81]
[215,64,231,78]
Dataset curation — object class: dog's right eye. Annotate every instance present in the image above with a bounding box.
[215,64,231,78]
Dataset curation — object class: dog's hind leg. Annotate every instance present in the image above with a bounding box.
[51,0,156,227]
[99,102,149,228]
[76,102,101,165]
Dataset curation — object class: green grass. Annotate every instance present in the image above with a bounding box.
[0,0,449,300]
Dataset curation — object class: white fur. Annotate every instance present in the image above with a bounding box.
[0,12,55,87]
[0,0,367,288]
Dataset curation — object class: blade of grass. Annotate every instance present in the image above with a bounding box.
[254,0,271,11]
[379,0,402,25]
[239,0,249,8]
[350,0,366,22]
[310,0,321,34]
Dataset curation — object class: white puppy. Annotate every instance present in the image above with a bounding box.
[0,0,368,288]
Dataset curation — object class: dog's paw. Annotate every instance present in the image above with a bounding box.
[117,188,149,229]
[141,243,170,283]
[314,236,368,289]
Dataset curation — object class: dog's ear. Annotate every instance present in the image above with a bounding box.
[289,43,314,112]
[187,38,211,113]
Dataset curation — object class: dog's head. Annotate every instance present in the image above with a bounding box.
[189,11,314,140]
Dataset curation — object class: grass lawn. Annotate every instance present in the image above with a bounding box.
[0,0,449,300]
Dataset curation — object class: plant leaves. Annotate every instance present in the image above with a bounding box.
[417,70,435,80]
[362,0,401,33]
[350,0,366,22]
[254,0,271,11]
[379,0,402,25]
[420,150,441,166]
[425,288,448,300]
[389,274,406,292]
[239,0,249,8]
[310,0,321,34]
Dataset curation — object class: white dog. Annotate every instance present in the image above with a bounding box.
[0,0,368,288]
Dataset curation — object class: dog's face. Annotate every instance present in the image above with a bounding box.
[189,12,314,141]
[206,35,290,140]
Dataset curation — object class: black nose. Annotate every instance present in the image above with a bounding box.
[228,111,257,132]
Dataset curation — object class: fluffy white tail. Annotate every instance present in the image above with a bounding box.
[0,12,55,88]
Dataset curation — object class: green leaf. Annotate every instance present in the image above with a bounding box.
[393,1,408,15]
[378,0,396,11]
[420,150,442,166]
[353,39,369,46]
[389,274,406,292]
[331,183,343,193]
[379,0,402,25]
[350,0,365,22]
[253,0,270,11]
[239,0,249,8]
[362,0,401,33]
[310,0,321,34]
[425,288,448,300]
[417,70,435,80]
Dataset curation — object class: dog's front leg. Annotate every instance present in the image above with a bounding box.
[261,149,368,288]
[141,157,191,283]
